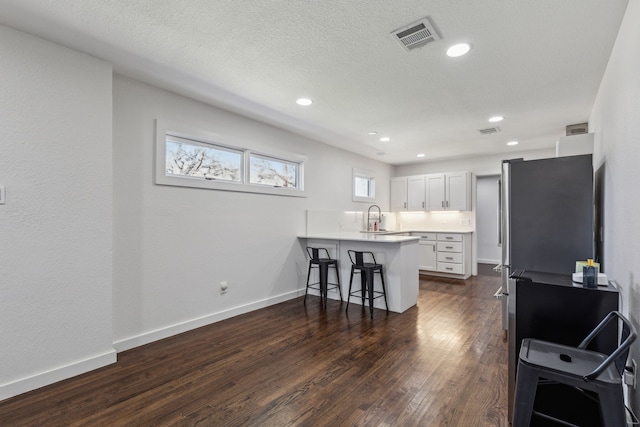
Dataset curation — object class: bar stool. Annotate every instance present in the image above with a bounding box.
[513,311,637,427]
[345,250,389,318]
[304,247,342,307]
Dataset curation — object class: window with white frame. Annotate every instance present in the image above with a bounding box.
[249,153,299,188]
[352,168,376,202]
[165,136,242,182]
[155,121,305,197]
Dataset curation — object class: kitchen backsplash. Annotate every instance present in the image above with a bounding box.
[306,209,474,234]
[306,210,397,234]
[395,210,475,232]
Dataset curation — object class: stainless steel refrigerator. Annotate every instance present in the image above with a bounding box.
[498,154,595,420]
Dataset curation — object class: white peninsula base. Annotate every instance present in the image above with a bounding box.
[298,233,420,313]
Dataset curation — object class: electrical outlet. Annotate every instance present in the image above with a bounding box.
[220,281,228,295]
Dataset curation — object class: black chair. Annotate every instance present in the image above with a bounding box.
[513,311,637,427]
[305,247,342,307]
[345,250,389,318]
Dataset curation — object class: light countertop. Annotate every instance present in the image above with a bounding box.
[299,232,420,243]
[359,229,474,235]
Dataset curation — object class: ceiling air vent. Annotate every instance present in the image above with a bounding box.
[566,122,588,135]
[391,16,441,52]
[478,126,501,135]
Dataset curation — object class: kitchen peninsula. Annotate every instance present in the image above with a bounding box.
[298,232,420,313]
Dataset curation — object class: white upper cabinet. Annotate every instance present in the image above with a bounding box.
[390,177,408,211]
[392,171,471,212]
[426,174,446,210]
[445,172,471,211]
[407,175,426,211]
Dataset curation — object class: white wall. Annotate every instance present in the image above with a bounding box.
[112,75,393,349]
[588,0,640,412]
[476,176,501,264]
[393,147,555,177]
[0,26,115,399]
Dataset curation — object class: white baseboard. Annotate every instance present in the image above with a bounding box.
[477,259,501,265]
[0,350,116,402]
[113,289,301,352]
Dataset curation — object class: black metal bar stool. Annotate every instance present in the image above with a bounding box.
[304,247,342,307]
[345,250,389,318]
[513,311,637,427]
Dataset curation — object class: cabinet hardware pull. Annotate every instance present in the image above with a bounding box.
[404,202,407,208]
[446,257,453,260]
[441,201,444,208]
[422,201,425,208]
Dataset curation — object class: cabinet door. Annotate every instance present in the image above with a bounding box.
[419,242,437,271]
[390,177,408,211]
[446,172,469,211]
[407,176,426,211]
[426,173,446,211]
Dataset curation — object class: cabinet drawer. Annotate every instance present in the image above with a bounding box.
[437,262,464,274]
[413,232,437,240]
[437,233,463,242]
[437,252,463,264]
[437,241,462,253]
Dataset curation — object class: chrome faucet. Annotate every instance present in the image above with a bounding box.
[367,204,381,231]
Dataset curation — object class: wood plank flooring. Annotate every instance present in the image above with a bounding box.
[0,272,507,426]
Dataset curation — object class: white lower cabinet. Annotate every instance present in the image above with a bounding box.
[412,232,471,279]
[415,233,437,271]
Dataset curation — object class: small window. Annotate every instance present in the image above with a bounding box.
[249,153,300,189]
[353,169,376,202]
[166,136,242,182]
[155,120,306,197]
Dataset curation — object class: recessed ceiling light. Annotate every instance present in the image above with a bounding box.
[368,131,378,135]
[489,116,504,123]
[296,98,313,106]
[379,137,391,142]
[446,43,471,57]
[507,141,519,146]
[417,153,425,158]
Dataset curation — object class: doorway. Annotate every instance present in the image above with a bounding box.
[476,175,501,265]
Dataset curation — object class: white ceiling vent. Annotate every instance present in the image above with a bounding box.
[478,126,501,135]
[391,17,441,52]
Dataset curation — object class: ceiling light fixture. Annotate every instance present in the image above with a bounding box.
[417,153,425,158]
[379,137,391,142]
[507,141,519,146]
[489,116,504,122]
[296,98,313,106]
[446,43,471,57]
[368,131,378,135]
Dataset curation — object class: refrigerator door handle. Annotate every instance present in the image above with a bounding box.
[497,178,502,246]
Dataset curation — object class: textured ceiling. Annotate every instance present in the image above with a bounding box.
[0,0,629,165]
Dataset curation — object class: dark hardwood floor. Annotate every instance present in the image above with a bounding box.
[0,272,507,426]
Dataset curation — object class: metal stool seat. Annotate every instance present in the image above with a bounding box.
[305,247,342,307]
[513,311,637,427]
[345,250,388,318]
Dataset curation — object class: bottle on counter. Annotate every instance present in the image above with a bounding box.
[583,259,597,288]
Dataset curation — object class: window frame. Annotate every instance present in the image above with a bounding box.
[155,120,306,197]
[352,168,376,202]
